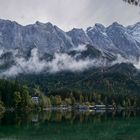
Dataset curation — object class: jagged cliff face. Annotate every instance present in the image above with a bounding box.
[0,19,140,76]
[0,20,74,54]
[0,19,140,57]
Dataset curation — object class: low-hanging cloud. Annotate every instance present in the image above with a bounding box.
[0,48,107,77]
[111,54,140,69]
[70,44,88,52]
[0,47,140,77]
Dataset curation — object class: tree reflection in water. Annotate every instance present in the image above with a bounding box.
[0,110,139,140]
[0,110,138,125]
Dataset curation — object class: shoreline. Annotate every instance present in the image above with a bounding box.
[4,105,140,112]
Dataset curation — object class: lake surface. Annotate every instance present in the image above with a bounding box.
[0,110,140,140]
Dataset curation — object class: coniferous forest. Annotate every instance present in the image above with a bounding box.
[0,62,140,112]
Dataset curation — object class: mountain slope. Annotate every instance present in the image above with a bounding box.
[107,22,140,57]
[0,19,74,54]
[67,28,92,46]
[0,19,140,78]
[0,19,140,57]
[15,63,140,95]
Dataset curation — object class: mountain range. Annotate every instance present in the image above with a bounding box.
[0,19,140,57]
[0,19,140,96]
[0,19,140,77]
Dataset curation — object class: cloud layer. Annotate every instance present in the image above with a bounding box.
[0,48,105,77]
[0,0,139,30]
[0,47,140,77]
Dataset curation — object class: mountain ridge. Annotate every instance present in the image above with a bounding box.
[0,19,140,57]
[0,19,140,77]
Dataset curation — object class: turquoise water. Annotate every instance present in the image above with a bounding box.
[0,110,140,140]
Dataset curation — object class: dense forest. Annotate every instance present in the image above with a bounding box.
[0,63,139,111]
[0,78,139,112]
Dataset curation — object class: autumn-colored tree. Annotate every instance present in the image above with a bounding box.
[13,91,21,108]
[54,95,62,106]
[65,98,72,106]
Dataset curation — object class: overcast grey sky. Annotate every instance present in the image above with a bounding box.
[0,0,140,31]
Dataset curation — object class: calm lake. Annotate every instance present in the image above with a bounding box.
[0,110,140,140]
